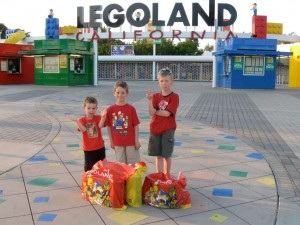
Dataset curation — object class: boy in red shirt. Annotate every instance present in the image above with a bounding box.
[68,96,106,171]
[146,68,179,174]
[105,80,141,164]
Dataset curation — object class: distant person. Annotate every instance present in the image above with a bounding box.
[135,11,141,21]
[68,96,106,171]
[251,3,257,16]
[146,68,179,174]
[48,9,54,18]
[105,80,141,164]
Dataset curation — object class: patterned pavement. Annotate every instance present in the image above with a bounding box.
[0,81,300,225]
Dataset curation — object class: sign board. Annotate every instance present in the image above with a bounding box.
[111,45,135,56]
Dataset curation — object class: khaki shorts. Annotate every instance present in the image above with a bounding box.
[148,129,175,158]
[114,146,141,164]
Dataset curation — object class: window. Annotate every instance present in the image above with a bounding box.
[43,56,59,73]
[223,56,231,75]
[244,56,264,76]
[7,58,21,74]
[74,57,84,74]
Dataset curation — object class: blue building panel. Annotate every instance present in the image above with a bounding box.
[213,38,292,89]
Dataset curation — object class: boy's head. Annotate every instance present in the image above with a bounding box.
[157,67,173,80]
[83,96,98,107]
[114,80,129,105]
[114,80,129,93]
[157,68,174,92]
[83,96,98,117]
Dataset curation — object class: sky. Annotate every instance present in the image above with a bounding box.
[1,0,298,47]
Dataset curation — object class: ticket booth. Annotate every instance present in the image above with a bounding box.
[19,39,93,86]
[0,43,34,84]
[213,38,292,89]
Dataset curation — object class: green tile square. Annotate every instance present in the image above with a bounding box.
[64,160,79,165]
[0,198,6,204]
[217,145,236,151]
[229,170,248,177]
[27,177,58,187]
[140,131,150,135]
[66,144,80,148]
[192,127,203,130]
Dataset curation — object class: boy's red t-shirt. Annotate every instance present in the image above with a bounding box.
[79,115,105,151]
[150,92,179,135]
[105,104,140,146]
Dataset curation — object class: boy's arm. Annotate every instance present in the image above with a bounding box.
[134,125,141,150]
[146,90,156,116]
[67,115,87,132]
[99,107,107,128]
[106,126,115,150]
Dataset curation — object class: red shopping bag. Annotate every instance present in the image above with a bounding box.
[142,172,191,209]
[81,160,136,210]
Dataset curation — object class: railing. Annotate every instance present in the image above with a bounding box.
[97,56,289,84]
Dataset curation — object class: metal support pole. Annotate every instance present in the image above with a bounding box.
[93,39,98,86]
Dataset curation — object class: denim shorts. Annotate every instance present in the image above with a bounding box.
[148,129,175,158]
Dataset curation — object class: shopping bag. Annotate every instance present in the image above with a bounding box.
[125,161,147,207]
[142,172,191,209]
[82,160,136,210]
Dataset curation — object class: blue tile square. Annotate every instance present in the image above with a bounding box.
[0,190,3,195]
[212,188,233,197]
[206,139,215,143]
[224,135,238,140]
[28,155,48,162]
[33,196,49,203]
[38,213,57,221]
[174,141,182,147]
[246,153,264,160]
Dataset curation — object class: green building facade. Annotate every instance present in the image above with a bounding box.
[19,39,94,86]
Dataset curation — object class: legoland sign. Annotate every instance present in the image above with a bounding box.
[77,0,237,28]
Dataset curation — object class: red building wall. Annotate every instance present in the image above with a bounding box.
[0,43,34,84]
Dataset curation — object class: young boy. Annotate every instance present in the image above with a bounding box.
[146,68,179,174]
[105,80,141,164]
[68,96,106,172]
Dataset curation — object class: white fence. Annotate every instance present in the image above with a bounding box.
[97,56,289,84]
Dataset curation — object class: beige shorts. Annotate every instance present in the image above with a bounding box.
[114,146,141,164]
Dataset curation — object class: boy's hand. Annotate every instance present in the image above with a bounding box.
[101,107,107,117]
[67,115,77,122]
[146,89,153,100]
[135,141,141,150]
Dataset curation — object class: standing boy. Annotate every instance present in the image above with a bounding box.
[146,68,179,174]
[105,80,141,164]
[68,96,106,172]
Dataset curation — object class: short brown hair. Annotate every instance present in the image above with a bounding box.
[83,96,98,107]
[114,80,129,93]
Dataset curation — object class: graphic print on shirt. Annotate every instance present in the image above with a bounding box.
[159,100,168,110]
[112,111,129,136]
[86,122,98,138]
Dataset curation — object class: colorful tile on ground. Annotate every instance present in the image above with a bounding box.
[229,170,248,178]
[107,208,148,225]
[66,144,80,148]
[257,177,275,186]
[217,145,236,151]
[209,213,229,223]
[212,188,233,197]
[246,153,264,160]
[33,196,49,203]
[28,155,48,162]
[27,177,58,187]
[37,213,57,222]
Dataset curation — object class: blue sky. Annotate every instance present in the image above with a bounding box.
[1,0,298,38]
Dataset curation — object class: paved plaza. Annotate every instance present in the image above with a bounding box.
[1,81,300,225]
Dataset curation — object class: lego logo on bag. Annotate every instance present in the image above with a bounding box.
[154,179,172,185]
[89,169,113,179]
